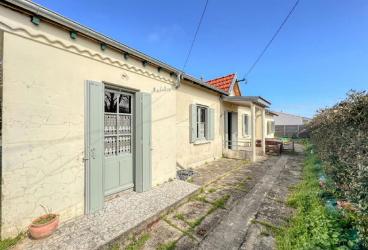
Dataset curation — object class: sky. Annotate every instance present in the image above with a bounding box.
[33,0,368,118]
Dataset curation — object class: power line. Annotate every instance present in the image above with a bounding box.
[244,0,300,79]
[182,0,209,72]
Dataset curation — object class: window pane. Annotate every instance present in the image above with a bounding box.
[196,106,208,139]
[117,135,131,154]
[105,90,117,113]
[117,115,131,134]
[200,108,206,122]
[119,94,131,114]
[104,136,117,156]
[244,115,249,135]
[104,114,117,135]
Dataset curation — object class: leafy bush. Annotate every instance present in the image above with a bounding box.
[308,91,368,246]
[277,149,360,249]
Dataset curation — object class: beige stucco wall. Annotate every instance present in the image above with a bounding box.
[176,81,223,168]
[266,114,275,138]
[237,106,252,144]
[0,6,177,238]
[255,108,263,140]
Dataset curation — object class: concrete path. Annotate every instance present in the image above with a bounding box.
[197,156,288,250]
[95,148,303,249]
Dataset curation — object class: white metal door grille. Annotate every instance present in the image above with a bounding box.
[104,88,133,156]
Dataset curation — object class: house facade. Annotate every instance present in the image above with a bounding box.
[274,111,311,137]
[0,0,275,238]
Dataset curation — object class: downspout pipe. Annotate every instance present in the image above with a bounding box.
[175,72,183,89]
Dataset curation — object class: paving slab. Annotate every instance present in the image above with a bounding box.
[174,201,212,225]
[16,180,199,250]
[197,156,288,250]
[143,220,182,250]
[240,149,304,250]
[240,223,275,250]
[175,235,198,250]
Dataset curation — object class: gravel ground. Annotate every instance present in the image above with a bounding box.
[15,180,199,250]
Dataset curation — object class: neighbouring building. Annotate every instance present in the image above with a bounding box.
[274,111,311,137]
[0,0,275,238]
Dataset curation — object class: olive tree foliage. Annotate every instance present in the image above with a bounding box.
[308,91,368,244]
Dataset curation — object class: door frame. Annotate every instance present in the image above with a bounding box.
[103,85,135,196]
[84,82,91,214]
[84,81,139,214]
[225,111,238,149]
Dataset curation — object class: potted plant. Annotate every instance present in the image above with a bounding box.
[28,205,59,240]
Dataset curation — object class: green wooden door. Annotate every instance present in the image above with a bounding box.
[86,81,104,213]
[104,87,134,196]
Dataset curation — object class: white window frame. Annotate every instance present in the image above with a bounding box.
[267,120,275,135]
[196,105,208,140]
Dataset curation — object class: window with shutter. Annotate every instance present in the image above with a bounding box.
[190,104,214,142]
[197,106,207,139]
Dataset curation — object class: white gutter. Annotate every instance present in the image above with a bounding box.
[5,0,182,75]
[3,0,228,95]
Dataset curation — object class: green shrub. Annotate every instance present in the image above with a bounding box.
[277,149,360,249]
[308,91,368,246]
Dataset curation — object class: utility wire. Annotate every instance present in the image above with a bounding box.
[244,0,300,79]
[181,0,209,73]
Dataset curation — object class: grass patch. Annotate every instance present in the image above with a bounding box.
[276,147,360,249]
[188,216,206,229]
[174,213,185,221]
[125,233,150,250]
[207,188,216,193]
[110,243,120,250]
[193,195,208,203]
[260,230,271,237]
[176,195,230,231]
[189,188,211,204]
[186,177,193,183]
[156,241,176,250]
[234,181,248,192]
[0,233,24,250]
[163,218,195,240]
[212,194,230,209]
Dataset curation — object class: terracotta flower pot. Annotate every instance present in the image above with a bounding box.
[29,214,59,240]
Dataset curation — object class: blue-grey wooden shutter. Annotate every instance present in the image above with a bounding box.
[190,104,197,143]
[135,92,152,192]
[207,108,215,140]
[86,80,104,213]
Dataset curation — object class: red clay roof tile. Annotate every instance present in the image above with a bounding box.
[206,73,236,93]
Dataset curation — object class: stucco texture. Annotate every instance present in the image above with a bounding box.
[0,6,176,238]
[176,81,223,168]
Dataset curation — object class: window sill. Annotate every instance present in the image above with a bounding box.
[193,139,211,145]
